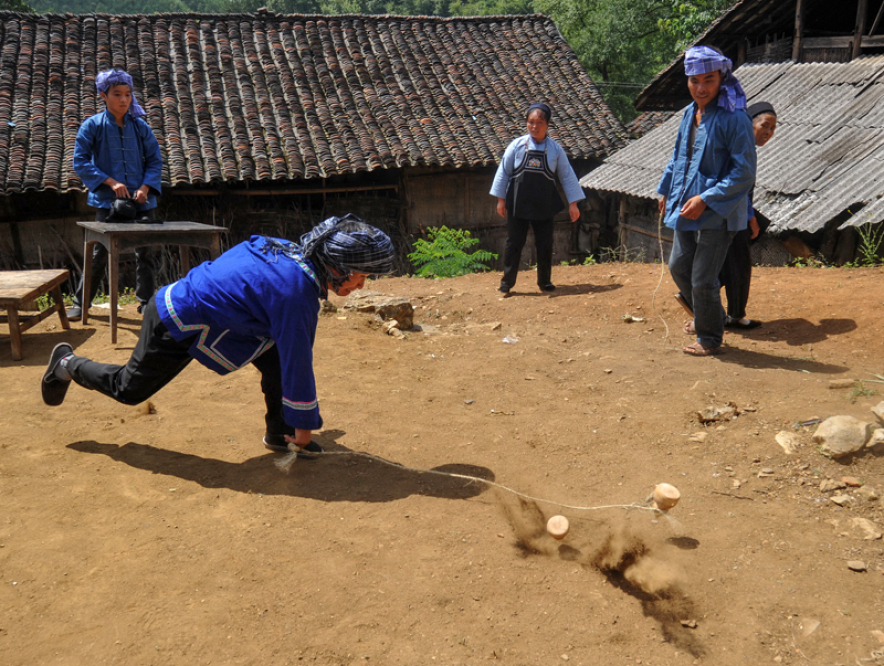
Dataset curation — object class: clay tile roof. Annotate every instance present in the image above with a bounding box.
[0,11,629,193]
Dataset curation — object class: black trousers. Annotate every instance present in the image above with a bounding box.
[72,208,159,309]
[719,228,752,320]
[68,296,289,435]
[501,215,554,289]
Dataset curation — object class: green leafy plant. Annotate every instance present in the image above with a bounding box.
[854,223,884,267]
[408,226,498,278]
[791,256,827,268]
[846,380,876,404]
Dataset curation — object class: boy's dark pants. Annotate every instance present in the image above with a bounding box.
[719,228,752,320]
[501,215,554,288]
[67,297,288,435]
[71,207,158,310]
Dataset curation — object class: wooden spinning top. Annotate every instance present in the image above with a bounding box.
[652,483,681,512]
[546,515,570,540]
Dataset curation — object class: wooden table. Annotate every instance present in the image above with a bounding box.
[0,269,71,361]
[77,221,227,343]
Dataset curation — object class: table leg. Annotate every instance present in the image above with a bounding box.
[109,238,119,345]
[179,246,191,275]
[52,285,71,330]
[81,240,94,325]
[7,307,22,361]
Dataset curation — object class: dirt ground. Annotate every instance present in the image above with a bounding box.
[2,263,884,666]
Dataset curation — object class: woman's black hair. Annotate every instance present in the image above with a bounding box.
[526,102,552,123]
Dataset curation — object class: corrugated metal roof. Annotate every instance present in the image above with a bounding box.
[581,56,884,234]
[635,0,831,111]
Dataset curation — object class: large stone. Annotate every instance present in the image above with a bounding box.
[867,428,884,452]
[872,401,884,425]
[343,291,414,329]
[813,415,873,459]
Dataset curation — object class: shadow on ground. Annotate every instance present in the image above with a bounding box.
[754,318,857,346]
[67,438,494,503]
[717,346,847,373]
[504,283,624,298]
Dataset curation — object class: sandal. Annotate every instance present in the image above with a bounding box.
[683,320,696,335]
[682,342,720,356]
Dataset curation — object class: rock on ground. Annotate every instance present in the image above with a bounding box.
[343,291,415,329]
[813,415,873,459]
[868,428,884,452]
[849,517,883,541]
[872,401,884,425]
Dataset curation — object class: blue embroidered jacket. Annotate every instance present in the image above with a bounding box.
[157,236,323,430]
[657,103,756,231]
[73,110,163,211]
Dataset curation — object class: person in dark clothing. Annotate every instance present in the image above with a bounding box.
[490,103,584,294]
[42,215,395,458]
[720,102,777,329]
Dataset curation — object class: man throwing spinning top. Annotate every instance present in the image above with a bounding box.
[42,215,395,458]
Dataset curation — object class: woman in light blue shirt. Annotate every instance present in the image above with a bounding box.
[490,103,584,295]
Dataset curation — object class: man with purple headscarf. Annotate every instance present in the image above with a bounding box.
[68,69,163,320]
[657,46,756,356]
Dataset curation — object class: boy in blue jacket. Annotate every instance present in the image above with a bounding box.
[68,69,164,319]
[42,215,395,459]
[657,46,756,356]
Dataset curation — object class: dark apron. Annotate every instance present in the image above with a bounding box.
[505,140,564,221]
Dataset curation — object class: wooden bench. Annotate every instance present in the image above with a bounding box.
[0,269,71,361]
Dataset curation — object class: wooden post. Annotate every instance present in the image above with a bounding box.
[792,0,806,61]
[853,0,869,59]
[737,40,747,66]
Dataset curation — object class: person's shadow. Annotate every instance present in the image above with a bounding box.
[506,283,623,298]
[741,318,857,346]
[67,435,494,503]
[716,346,847,373]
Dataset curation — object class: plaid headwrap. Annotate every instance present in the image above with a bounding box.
[262,215,395,296]
[96,69,147,120]
[684,46,747,114]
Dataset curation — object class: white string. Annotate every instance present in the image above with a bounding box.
[651,207,671,341]
[276,448,665,515]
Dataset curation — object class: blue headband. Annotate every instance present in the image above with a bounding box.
[684,46,747,113]
[96,69,147,120]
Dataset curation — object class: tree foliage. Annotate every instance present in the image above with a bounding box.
[0,0,36,10]
[22,0,734,122]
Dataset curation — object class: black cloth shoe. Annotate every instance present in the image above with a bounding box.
[42,343,73,406]
[498,283,510,295]
[262,434,324,460]
[540,284,556,292]
[137,303,145,315]
[725,317,762,329]
[66,306,82,320]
